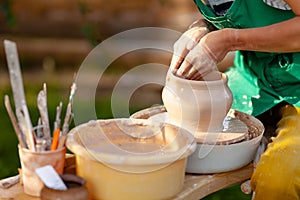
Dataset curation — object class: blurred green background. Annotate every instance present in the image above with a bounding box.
[0,1,251,199]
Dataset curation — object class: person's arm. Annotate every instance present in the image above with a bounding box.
[201,0,300,59]
[172,0,300,79]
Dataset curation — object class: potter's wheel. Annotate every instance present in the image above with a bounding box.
[130,106,263,145]
[148,112,247,145]
[131,106,265,173]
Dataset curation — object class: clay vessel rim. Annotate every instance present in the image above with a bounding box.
[168,71,227,85]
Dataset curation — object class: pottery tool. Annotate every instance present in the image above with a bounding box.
[50,102,63,151]
[51,128,61,151]
[36,117,43,138]
[58,82,77,149]
[35,138,47,152]
[0,174,20,189]
[62,82,76,136]
[37,83,51,149]
[54,102,63,131]
[4,40,36,151]
[4,95,26,148]
[35,165,67,190]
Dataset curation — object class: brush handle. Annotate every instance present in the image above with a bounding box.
[4,95,27,148]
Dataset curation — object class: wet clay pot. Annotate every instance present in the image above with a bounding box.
[162,70,233,133]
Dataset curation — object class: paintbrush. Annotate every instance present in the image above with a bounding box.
[62,82,76,136]
[54,102,63,131]
[37,83,51,149]
[4,95,27,148]
[58,82,77,149]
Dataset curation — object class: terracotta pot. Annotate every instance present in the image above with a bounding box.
[162,70,233,133]
[40,174,88,200]
[18,146,66,197]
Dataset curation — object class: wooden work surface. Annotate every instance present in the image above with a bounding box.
[0,155,253,200]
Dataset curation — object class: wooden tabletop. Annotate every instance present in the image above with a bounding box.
[0,155,253,200]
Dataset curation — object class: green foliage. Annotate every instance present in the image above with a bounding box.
[77,1,92,15]
[1,0,16,28]
[77,1,103,46]
[81,23,102,47]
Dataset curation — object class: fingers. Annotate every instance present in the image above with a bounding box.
[170,48,188,71]
[175,58,193,78]
[177,62,206,80]
[175,53,205,80]
[170,34,193,71]
[187,68,202,80]
[175,43,217,80]
[170,27,209,71]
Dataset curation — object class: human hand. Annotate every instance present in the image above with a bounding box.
[170,26,212,80]
[170,28,231,80]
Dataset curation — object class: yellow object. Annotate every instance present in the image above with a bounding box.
[251,105,300,200]
[66,119,196,200]
[76,155,186,200]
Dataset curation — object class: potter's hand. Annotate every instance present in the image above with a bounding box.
[171,26,231,80]
[170,24,211,80]
[172,42,217,80]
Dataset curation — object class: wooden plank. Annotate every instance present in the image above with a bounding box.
[0,157,253,200]
[174,164,253,200]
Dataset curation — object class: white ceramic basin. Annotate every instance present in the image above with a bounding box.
[131,106,264,174]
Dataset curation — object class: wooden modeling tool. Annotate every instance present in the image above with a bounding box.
[4,95,26,148]
[4,40,36,151]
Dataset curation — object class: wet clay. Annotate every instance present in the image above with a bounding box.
[162,71,233,133]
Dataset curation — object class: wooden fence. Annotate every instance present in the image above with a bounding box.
[0,0,201,67]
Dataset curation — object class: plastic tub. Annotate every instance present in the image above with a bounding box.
[66,118,196,200]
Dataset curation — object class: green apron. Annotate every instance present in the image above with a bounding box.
[194,0,300,116]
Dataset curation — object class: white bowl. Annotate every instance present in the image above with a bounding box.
[186,133,262,173]
[131,106,264,174]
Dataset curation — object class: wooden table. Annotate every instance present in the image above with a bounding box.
[0,155,253,200]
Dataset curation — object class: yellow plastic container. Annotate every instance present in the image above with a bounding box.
[66,118,196,200]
